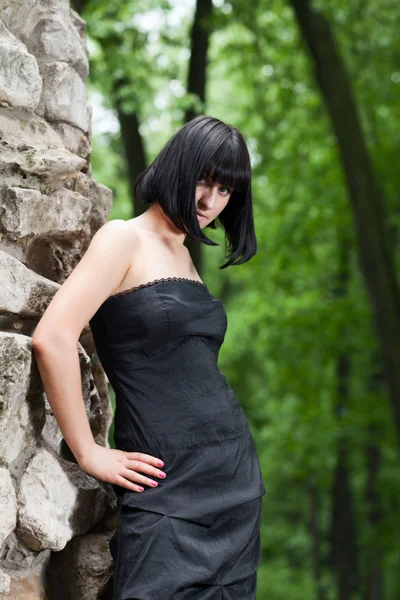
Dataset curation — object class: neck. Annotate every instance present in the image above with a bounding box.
[135,202,187,245]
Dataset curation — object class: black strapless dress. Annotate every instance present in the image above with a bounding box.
[89,277,265,600]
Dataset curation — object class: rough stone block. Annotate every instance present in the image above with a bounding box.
[0,530,50,580]
[91,365,113,449]
[0,468,17,547]
[39,62,88,132]
[0,333,45,474]
[0,187,91,238]
[88,180,113,235]
[7,571,47,599]
[0,568,11,596]
[0,251,59,315]
[0,106,61,147]
[0,108,86,188]
[70,9,87,45]
[0,0,70,40]
[52,122,91,159]
[29,15,89,80]
[16,446,110,551]
[0,20,42,110]
[46,532,114,600]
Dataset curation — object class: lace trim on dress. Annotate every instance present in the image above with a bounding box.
[107,276,206,300]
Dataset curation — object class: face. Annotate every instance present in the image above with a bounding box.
[195,175,233,227]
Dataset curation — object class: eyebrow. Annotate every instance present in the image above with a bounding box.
[200,172,234,192]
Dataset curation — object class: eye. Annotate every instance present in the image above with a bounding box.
[219,186,232,196]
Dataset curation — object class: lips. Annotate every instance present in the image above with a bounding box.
[197,211,207,218]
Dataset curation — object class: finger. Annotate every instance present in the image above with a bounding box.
[114,474,144,493]
[120,468,160,488]
[125,459,166,479]
[124,452,164,466]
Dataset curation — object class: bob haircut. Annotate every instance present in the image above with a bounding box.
[134,115,257,269]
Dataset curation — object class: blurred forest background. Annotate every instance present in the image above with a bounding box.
[74,0,400,598]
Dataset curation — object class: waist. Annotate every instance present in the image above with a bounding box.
[114,383,251,449]
[113,432,266,519]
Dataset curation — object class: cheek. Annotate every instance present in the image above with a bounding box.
[216,197,230,214]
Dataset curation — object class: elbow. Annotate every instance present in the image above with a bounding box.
[32,326,52,350]
[32,336,51,354]
[32,322,51,350]
[32,331,74,352]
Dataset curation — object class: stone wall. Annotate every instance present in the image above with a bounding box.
[0,1,116,598]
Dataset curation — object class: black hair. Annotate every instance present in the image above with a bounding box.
[134,115,257,268]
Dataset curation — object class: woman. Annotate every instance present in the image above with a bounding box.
[33,115,266,599]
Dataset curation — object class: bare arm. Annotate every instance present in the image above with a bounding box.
[32,220,133,464]
[32,219,167,491]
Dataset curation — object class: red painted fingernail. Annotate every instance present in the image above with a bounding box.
[138,486,144,491]
[157,460,164,467]
[151,481,158,487]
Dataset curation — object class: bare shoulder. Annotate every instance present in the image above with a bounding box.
[88,218,139,256]
[93,218,129,237]
[32,219,138,345]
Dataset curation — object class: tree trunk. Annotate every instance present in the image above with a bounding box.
[114,91,147,216]
[328,240,358,600]
[308,483,327,600]
[364,428,384,600]
[330,438,358,600]
[184,0,212,124]
[184,0,213,274]
[289,0,400,451]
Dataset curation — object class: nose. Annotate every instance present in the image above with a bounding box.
[201,185,218,208]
